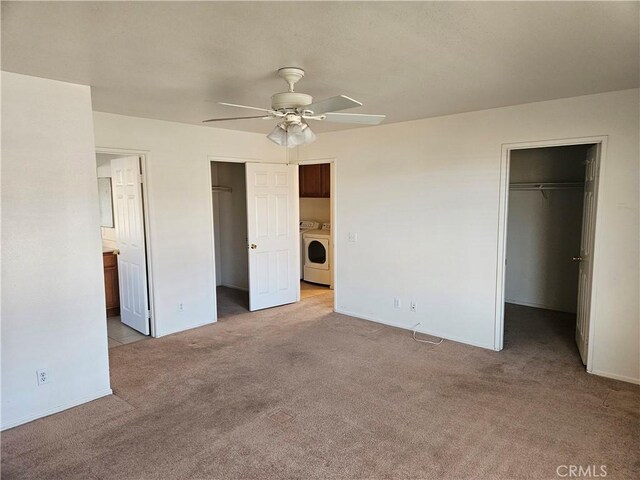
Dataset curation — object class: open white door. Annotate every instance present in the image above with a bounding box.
[245,163,299,311]
[575,145,599,364]
[112,156,150,334]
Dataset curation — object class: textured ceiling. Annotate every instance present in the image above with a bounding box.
[2,1,638,133]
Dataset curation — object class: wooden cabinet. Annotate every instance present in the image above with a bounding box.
[299,164,330,198]
[320,163,331,198]
[299,164,323,197]
[103,251,120,317]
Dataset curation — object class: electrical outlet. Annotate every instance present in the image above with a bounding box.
[178,303,184,312]
[348,232,358,242]
[410,301,417,312]
[393,297,401,310]
[36,369,49,386]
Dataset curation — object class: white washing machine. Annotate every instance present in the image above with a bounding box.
[303,223,331,286]
[299,220,319,279]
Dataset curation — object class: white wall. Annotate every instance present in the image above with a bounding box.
[506,190,583,312]
[93,112,285,336]
[508,146,589,183]
[100,226,117,250]
[300,89,640,384]
[212,162,248,290]
[96,159,111,176]
[300,198,331,223]
[1,72,112,429]
[506,147,587,312]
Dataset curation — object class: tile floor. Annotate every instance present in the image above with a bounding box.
[106,316,149,348]
[216,281,332,319]
[300,280,331,299]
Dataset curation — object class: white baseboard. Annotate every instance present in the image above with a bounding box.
[505,299,576,314]
[589,369,640,385]
[1,388,113,431]
[157,319,216,337]
[334,307,494,350]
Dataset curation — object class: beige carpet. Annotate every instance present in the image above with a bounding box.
[2,296,638,479]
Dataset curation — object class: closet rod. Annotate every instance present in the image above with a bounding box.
[509,182,583,191]
[211,185,232,193]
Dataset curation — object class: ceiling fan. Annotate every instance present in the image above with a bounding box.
[203,67,385,147]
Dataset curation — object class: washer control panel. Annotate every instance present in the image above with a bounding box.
[300,220,319,230]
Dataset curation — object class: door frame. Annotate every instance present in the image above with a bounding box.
[96,147,157,337]
[207,156,303,316]
[494,136,607,373]
[293,157,337,306]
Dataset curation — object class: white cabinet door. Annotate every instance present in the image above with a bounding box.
[245,163,299,311]
[575,145,599,364]
[111,156,150,334]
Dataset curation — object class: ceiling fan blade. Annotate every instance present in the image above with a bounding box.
[202,115,271,123]
[302,95,362,115]
[318,112,386,125]
[219,102,274,113]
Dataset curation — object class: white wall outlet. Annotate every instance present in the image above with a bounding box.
[410,301,417,312]
[178,303,184,312]
[36,369,49,386]
[348,232,358,242]
[394,297,401,309]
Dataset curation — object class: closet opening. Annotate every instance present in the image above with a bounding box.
[211,161,250,318]
[500,143,601,368]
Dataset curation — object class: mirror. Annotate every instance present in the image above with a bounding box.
[98,177,114,228]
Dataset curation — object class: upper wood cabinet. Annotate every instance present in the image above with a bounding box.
[319,163,330,198]
[299,164,330,198]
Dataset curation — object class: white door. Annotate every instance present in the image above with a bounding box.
[111,156,150,334]
[575,145,599,364]
[246,163,299,311]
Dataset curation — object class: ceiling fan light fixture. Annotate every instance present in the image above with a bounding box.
[267,121,316,148]
[267,123,288,146]
[302,123,317,144]
[286,123,305,148]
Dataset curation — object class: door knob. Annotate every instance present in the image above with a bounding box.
[572,256,583,262]
[112,249,120,256]
[249,244,257,250]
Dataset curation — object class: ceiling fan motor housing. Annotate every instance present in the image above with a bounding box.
[272,67,312,111]
[271,92,313,111]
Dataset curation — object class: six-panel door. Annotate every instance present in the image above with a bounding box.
[245,163,299,311]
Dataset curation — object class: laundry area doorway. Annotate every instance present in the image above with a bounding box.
[210,159,301,319]
[497,140,603,370]
[298,160,335,303]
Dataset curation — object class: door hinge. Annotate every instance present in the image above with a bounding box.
[146,310,151,319]
[139,174,144,184]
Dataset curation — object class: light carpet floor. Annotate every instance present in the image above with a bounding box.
[1,296,638,479]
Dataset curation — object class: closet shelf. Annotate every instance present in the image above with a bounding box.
[211,186,232,193]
